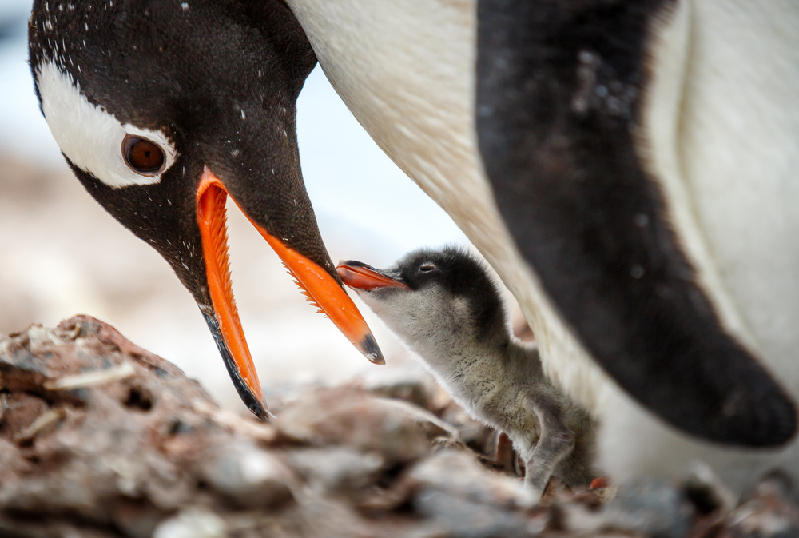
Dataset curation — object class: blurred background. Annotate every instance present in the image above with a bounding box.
[0,2,470,413]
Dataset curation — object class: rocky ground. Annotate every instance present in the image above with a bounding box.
[1,316,797,538]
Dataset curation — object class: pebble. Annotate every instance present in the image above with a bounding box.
[355,362,439,410]
[285,447,384,498]
[407,449,535,509]
[153,509,226,538]
[202,441,295,509]
[598,478,693,538]
[273,386,457,463]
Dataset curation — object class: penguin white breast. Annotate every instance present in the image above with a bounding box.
[677,0,799,389]
[286,0,501,251]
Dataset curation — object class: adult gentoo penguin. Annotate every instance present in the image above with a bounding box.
[28,1,386,420]
[29,0,799,493]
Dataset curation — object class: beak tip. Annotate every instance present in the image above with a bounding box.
[361,333,385,365]
[335,264,352,282]
[250,400,271,421]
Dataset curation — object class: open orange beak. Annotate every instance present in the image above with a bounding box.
[336,262,410,291]
[196,168,384,419]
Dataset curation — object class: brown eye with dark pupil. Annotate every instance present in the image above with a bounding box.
[123,135,165,174]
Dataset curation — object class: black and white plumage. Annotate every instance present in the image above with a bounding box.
[338,248,596,501]
[28,0,799,494]
[28,0,384,420]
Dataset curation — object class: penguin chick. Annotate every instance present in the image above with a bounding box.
[338,247,596,501]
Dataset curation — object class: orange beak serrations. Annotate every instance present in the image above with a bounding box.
[197,168,268,417]
[336,263,410,291]
[196,168,385,417]
[238,213,385,366]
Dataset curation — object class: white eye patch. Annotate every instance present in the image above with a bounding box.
[36,60,178,188]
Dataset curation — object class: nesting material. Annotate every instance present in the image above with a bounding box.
[0,316,796,537]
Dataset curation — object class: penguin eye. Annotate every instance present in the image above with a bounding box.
[122,134,166,175]
[419,263,436,273]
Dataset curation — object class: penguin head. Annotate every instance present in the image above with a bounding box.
[29,0,382,419]
[338,247,507,347]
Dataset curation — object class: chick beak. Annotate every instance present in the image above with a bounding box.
[196,169,384,419]
[336,261,410,290]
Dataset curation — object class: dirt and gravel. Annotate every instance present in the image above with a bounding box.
[0,315,796,538]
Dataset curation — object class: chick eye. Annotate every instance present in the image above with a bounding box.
[122,134,166,175]
[419,263,436,273]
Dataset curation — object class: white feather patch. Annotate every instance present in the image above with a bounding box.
[36,60,178,188]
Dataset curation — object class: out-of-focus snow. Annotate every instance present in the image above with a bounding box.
[0,38,65,165]
[0,8,469,413]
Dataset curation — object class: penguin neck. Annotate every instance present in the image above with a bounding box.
[284,0,515,255]
[284,0,475,177]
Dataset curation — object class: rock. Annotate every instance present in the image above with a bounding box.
[273,386,458,464]
[353,362,440,411]
[0,317,279,536]
[410,490,534,538]
[404,450,541,537]
[597,479,693,538]
[0,316,797,537]
[0,318,218,527]
[201,441,296,509]
[153,509,227,538]
[407,449,535,510]
[728,476,799,537]
[285,447,385,500]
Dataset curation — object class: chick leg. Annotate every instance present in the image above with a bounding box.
[523,395,575,500]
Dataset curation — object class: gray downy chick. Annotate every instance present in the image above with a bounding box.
[337,247,596,501]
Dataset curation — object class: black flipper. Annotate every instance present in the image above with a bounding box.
[475,0,796,447]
